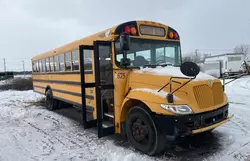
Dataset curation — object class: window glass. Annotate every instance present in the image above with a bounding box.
[45,58,50,72]
[54,55,59,71]
[65,52,71,71]
[36,61,39,72]
[72,50,79,71]
[228,56,242,61]
[32,62,36,72]
[41,59,45,72]
[49,57,54,72]
[98,45,112,85]
[115,38,181,67]
[84,50,92,70]
[59,54,64,71]
[39,60,42,72]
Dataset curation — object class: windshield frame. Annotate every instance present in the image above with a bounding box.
[114,37,182,69]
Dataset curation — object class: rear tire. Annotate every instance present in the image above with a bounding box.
[126,105,166,156]
[45,89,58,110]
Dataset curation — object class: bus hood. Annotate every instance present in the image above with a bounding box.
[128,66,227,113]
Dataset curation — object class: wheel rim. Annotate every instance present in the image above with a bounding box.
[131,118,149,144]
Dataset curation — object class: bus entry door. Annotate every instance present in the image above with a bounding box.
[93,41,115,138]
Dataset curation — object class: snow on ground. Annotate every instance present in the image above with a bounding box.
[0,80,6,85]
[14,74,32,78]
[1,77,250,161]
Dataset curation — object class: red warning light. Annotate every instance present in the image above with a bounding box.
[124,26,131,34]
[173,33,178,39]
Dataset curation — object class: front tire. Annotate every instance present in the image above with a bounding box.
[126,105,166,155]
[45,89,58,110]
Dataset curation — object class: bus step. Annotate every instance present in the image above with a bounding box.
[102,120,114,128]
[104,112,114,119]
[100,120,115,137]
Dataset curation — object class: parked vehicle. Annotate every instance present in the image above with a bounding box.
[0,72,14,81]
[32,20,232,155]
[204,53,245,77]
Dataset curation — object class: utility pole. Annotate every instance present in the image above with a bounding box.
[22,60,25,77]
[3,58,6,72]
[195,49,198,57]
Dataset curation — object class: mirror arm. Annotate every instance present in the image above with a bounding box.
[172,77,194,94]
[123,50,127,59]
[167,76,196,103]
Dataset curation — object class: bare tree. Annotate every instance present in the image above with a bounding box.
[234,44,249,58]
[182,53,202,63]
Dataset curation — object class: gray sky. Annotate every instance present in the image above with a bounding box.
[0,0,249,71]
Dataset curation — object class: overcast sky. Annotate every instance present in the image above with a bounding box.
[0,0,249,71]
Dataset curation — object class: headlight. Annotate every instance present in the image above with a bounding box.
[160,104,193,115]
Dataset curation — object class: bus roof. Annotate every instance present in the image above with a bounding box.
[32,20,178,61]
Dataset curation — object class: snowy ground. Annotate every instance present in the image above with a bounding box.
[1,77,250,161]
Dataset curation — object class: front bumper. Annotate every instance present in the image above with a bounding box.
[154,104,231,141]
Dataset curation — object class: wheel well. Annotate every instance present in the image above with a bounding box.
[120,99,152,122]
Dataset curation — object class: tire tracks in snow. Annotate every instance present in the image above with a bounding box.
[23,120,67,147]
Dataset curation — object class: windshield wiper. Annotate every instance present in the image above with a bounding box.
[142,63,173,68]
[142,64,158,68]
[160,63,173,67]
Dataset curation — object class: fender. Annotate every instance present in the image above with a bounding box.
[120,90,174,122]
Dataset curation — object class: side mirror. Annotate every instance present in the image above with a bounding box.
[180,62,200,77]
[120,34,130,51]
[120,58,131,66]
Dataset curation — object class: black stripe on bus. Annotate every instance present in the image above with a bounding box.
[53,96,95,112]
[33,85,94,100]
[33,79,81,85]
[33,90,95,112]
[32,70,93,75]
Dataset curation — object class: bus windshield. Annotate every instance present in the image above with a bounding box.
[115,38,181,67]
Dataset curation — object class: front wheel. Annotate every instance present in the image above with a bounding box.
[126,105,166,155]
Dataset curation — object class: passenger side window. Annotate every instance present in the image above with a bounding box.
[54,55,59,71]
[40,59,45,72]
[32,62,36,72]
[59,54,64,71]
[36,61,40,72]
[84,50,92,71]
[49,57,54,72]
[45,58,50,72]
[72,50,79,71]
[65,52,71,71]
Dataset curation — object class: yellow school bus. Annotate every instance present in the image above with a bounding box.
[32,20,232,155]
